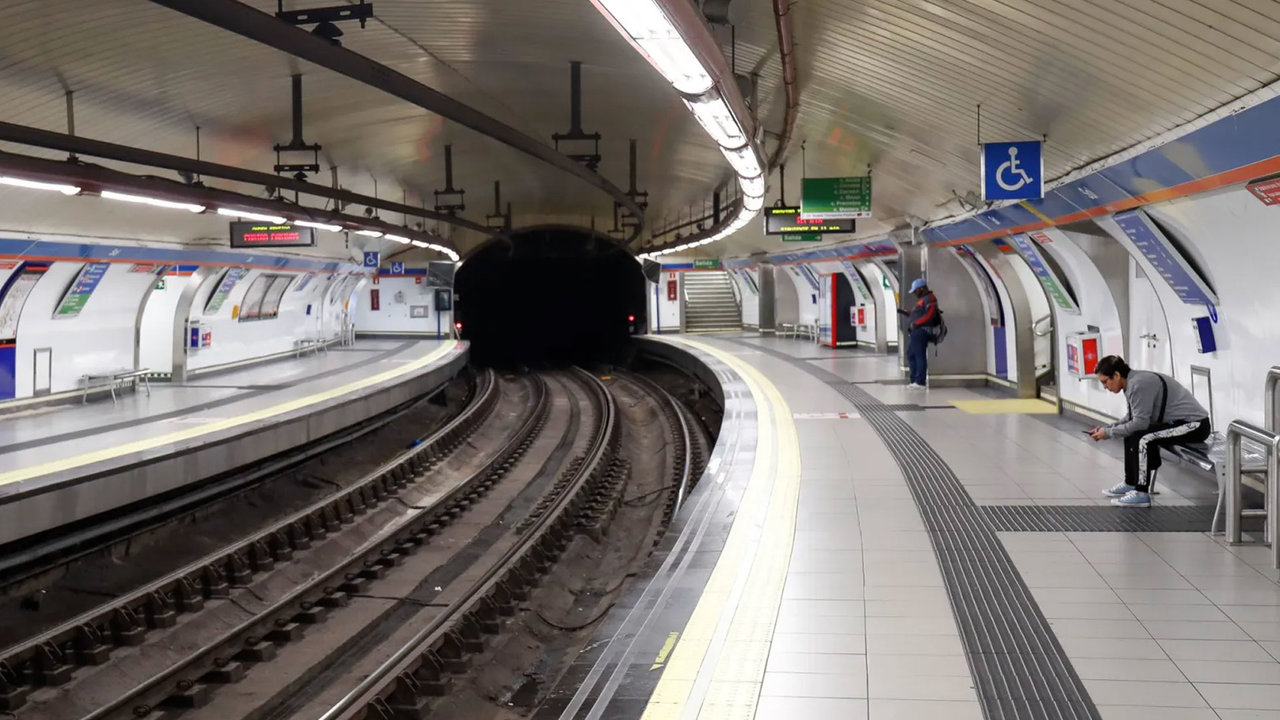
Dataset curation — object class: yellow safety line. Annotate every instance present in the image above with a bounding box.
[644,336,801,720]
[0,341,462,487]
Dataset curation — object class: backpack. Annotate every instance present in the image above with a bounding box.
[930,309,948,344]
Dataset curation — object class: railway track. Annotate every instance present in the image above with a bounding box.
[2,364,711,720]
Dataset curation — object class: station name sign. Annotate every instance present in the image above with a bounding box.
[230,221,316,248]
[763,206,855,236]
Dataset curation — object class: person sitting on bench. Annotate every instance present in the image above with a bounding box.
[1088,355,1210,508]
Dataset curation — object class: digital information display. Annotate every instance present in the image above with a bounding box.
[230,222,316,248]
[763,206,856,236]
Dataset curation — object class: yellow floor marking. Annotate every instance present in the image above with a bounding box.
[652,631,681,670]
[950,398,1059,415]
[0,341,461,487]
[642,336,801,720]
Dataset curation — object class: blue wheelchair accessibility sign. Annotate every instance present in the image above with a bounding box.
[390,261,404,275]
[363,251,380,268]
[981,141,1043,201]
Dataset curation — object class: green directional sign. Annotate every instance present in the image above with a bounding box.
[692,258,721,269]
[801,176,872,219]
[782,233,823,242]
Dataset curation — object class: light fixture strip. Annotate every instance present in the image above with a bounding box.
[100,190,206,213]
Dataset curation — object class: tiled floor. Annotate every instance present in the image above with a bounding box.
[685,335,1279,720]
[1008,532,1280,719]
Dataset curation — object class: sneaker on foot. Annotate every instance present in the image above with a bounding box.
[1102,483,1130,498]
[1111,491,1151,508]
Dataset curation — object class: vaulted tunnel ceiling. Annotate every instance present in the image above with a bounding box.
[0,0,1275,260]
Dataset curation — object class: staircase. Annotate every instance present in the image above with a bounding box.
[683,271,742,333]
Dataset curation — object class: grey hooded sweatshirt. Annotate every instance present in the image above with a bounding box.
[1107,370,1209,439]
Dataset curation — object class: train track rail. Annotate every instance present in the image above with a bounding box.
[315,367,620,720]
[0,369,519,714]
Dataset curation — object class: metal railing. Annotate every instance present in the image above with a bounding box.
[1225,419,1280,568]
[1265,366,1280,432]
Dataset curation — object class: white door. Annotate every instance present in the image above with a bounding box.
[1129,262,1174,375]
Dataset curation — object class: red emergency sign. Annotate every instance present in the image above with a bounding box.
[370,289,380,311]
[667,279,678,301]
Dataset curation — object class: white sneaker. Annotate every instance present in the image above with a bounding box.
[907,383,927,389]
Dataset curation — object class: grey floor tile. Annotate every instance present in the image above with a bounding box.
[1037,601,1136,620]
[865,634,965,656]
[1096,708,1219,720]
[1158,639,1277,662]
[1114,588,1213,605]
[1177,659,1280,684]
[1058,637,1170,660]
[866,698,983,720]
[795,529,863,551]
[863,598,954,617]
[864,616,959,636]
[767,651,868,676]
[1196,681,1280,710]
[1083,679,1208,708]
[778,599,864,618]
[1071,656,1186,682]
[1047,618,1151,639]
[1142,620,1253,641]
[771,632,866,655]
[867,673,976,701]
[788,549,863,574]
[755,696,868,719]
[863,562,943,587]
[1031,587,1124,604]
[1241,622,1280,642]
[866,654,971,678]
[783,572,866,601]
[775,612,865,636]
[762,671,867,699]
[1222,606,1280,624]
[1126,603,1232,622]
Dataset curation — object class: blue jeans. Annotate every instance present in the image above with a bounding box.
[907,328,931,385]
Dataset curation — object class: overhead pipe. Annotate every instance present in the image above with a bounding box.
[0,121,493,236]
[767,0,799,171]
[146,0,645,241]
[0,149,460,255]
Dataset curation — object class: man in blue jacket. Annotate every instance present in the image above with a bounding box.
[900,278,939,388]
[1089,355,1211,507]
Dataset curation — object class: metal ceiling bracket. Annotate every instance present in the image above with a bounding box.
[551,62,602,171]
[433,145,465,215]
[150,0,642,240]
[485,181,510,230]
[64,90,77,162]
[625,139,648,213]
[276,0,372,45]
[274,74,322,180]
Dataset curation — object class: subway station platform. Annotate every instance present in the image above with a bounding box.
[0,339,466,546]
[548,334,1280,720]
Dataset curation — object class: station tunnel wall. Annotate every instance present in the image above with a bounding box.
[455,226,646,368]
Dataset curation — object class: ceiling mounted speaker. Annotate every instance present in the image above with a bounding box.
[703,0,733,25]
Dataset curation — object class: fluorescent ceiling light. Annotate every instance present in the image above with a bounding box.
[294,220,343,232]
[743,194,765,212]
[721,145,762,179]
[0,176,81,195]
[218,208,286,224]
[683,93,747,149]
[741,175,765,198]
[593,0,714,95]
[101,190,205,213]
[410,240,429,248]
[384,234,412,244]
[355,230,384,238]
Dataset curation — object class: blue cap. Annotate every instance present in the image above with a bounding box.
[909,278,927,293]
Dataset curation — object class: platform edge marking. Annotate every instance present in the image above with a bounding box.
[643,336,801,720]
[0,341,461,487]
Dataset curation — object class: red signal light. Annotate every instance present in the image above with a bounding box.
[627,315,636,322]
[454,322,462,331]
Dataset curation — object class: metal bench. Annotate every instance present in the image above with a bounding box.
[1165,435,1269,534]
[293,338,328,358]
[80,368,151,404]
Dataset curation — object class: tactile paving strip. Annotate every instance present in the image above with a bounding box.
[983,504,1217,533]
[725,339,1102,720]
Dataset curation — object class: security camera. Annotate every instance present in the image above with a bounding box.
[363,207,375,218]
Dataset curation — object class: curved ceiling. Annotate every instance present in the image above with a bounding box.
[0,1,1275,260]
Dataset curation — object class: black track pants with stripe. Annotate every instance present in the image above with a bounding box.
[1124,418,1211,491]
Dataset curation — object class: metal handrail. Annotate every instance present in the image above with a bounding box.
[1032,314,1053,337]
[1265,366,1280,433]
[1225,419,1280,568]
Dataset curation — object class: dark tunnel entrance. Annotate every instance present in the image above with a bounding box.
[455,226,646,368]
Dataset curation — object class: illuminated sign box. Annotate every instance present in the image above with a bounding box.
[763,206,855,236]
[230,221,317,248]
